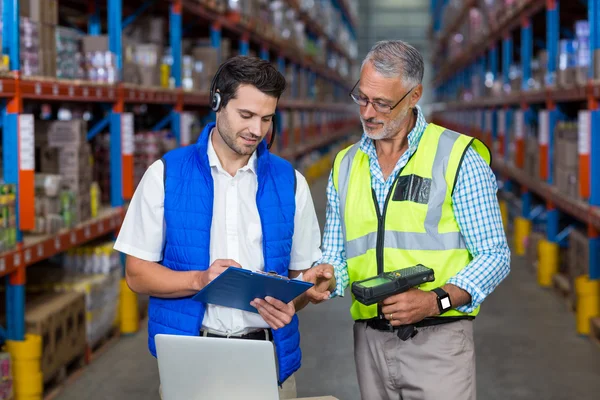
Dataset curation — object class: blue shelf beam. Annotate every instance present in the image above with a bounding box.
[2,0,19,71]
[87,115,111,141]
[589,0,597,79]
[502,36,512,88]
[122,0,158,30]
[89,0,101,35]
[108,0,123,208]
[170,3,182,89]
[211,22,222,64]
[240,34,250,56]
[261,47,270,61]
[546,1,559,86]
[152,113,173,132]
[521,18,532,91]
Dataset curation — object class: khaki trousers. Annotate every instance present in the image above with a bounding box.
[354,319,476,400]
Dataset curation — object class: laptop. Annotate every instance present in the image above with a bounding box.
[155,333,280,400]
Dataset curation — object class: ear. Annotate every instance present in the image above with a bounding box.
[409,84,423,108]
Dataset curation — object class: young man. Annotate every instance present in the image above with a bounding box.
[308,40,511,399]
[114,56,331,398]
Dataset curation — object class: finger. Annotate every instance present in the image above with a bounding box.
[315,269,333,279]
[381,293,403,306]
[254,299,292,326]
[217,259,242,268]
[254,305,282,329]
[264,296,287,309]
[252,300,286,329]
[380,304,399,315]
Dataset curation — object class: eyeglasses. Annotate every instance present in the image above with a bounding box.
[349,80,416,114]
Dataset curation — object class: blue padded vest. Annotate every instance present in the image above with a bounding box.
[147,122,301,384]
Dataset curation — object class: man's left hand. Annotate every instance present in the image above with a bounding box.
[251,296,295,330]
[380,288,438,326]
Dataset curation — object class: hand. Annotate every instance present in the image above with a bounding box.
[251,296,295,330]
[380,288,438,326]
[197,259,242,290]
[303,264,335,304]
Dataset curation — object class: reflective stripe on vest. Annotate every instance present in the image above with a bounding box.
[337,129,466,258]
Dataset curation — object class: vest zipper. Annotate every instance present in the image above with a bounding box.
[371,172,404,318]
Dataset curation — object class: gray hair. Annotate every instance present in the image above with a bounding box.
[361,40,424,86]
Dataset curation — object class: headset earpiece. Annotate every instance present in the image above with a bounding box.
[211,91,222,112]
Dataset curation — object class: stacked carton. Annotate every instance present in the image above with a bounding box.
[33,174,76,234]
[37,120,93,225]
[133,131,177,188]
[56,27,84,80]
[25,291,86,383]
[0,17,40,76]
[524,135,539,179]
[554,122,579,199]
[0,183,17,253]
[27,241,122,348]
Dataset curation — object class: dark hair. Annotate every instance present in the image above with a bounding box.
[213,56,286,109]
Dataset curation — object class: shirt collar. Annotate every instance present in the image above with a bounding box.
[359,105,428,157]
[207,128,258,175]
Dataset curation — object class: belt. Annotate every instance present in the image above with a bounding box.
[362,316,474,340]
[199,328,273,341]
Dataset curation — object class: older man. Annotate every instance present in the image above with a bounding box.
[307,40,511,399]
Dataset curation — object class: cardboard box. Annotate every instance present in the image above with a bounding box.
[558,67,576,87]
[555,124,578,169]
[26,291,86,383]
[47,120,87,148]
[555,165,578,198]
[83,35,108,53]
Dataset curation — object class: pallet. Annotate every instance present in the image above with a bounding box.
[43,327,121,400]
[43,354,86,400]
[86,326,121,364]
[590,318,600,348]
[552,273,576,313]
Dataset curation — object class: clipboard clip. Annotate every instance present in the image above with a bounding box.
[252,270,290,281]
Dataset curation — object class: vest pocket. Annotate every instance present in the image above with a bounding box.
[392,174,431,204]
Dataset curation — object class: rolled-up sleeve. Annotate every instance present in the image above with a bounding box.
[447,147,511,313]
[316,170,349,297]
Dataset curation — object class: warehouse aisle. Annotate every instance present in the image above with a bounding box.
[56,177,600,400]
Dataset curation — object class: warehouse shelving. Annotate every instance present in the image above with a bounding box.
[0,0,360,361]
[430,0,599,291]
[430,0,600,343]
[0,208,123,279]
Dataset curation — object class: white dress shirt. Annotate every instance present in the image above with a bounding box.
[115,130,322,335]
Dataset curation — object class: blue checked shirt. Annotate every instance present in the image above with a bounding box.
[319,106,511,313]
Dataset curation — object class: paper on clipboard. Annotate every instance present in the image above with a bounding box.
[192,267,314,313]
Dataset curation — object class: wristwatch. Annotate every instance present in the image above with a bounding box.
[432,288,452,314]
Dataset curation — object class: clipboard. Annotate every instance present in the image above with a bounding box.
[192,267,314,313]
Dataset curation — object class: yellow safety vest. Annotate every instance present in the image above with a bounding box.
[332,123,491,321]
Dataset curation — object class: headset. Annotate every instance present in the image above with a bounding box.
[210,58,278,150]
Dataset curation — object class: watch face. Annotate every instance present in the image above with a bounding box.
[441,296,451,310]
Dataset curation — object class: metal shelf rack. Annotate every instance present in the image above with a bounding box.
[429,0,599,282]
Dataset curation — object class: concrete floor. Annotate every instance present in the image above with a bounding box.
[56,177,600,400]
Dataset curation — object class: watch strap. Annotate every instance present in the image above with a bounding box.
[432,287,452,313]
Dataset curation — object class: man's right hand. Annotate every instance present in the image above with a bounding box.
[303,264,336,304]
[196,259,242,290]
